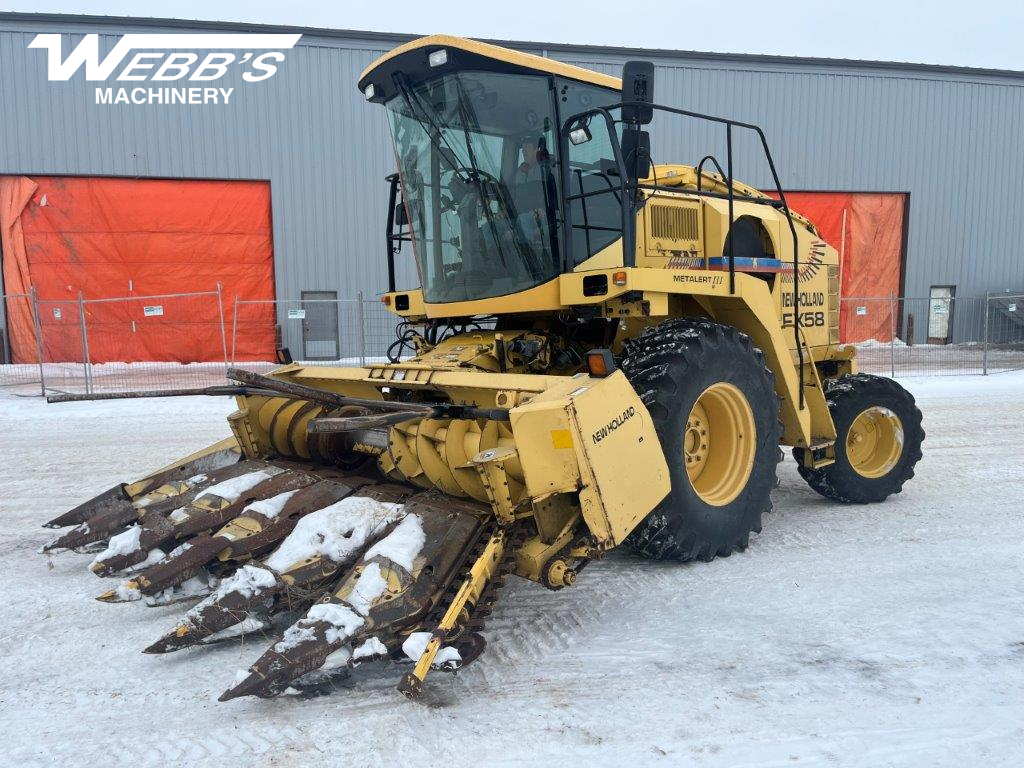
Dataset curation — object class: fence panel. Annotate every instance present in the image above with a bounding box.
[840,297,897,375]
[0,291,46,395]
[841,296,1015,376]
[233,298,368,374]
[985,293,1024,374]
[35,298,90,394]
[81,290,229,393]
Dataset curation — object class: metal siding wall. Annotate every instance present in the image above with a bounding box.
[1,16,1022,324]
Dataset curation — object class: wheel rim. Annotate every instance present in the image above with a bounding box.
[846,406,904,479]
[684,382,757,506]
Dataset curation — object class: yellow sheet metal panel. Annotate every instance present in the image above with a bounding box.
[509,376,587,499]
[566,372,670,546]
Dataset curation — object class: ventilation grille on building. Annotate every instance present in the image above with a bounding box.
[650,205,699,241]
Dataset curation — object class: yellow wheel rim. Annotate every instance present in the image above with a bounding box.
[684,382,757,507]
[846,407,904,479]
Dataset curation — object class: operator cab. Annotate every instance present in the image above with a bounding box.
[360,36,624,304]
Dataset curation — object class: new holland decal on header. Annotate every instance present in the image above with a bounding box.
[592,406,636,445]
[28,33,302,105]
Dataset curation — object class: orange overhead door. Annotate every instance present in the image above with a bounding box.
[1,176,276,364]
[781,192,906,343]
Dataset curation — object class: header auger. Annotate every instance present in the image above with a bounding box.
[41,34,923,701]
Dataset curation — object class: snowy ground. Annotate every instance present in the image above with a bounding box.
[1,373,1022,767]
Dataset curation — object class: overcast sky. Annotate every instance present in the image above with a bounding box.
[9,0,1024,71]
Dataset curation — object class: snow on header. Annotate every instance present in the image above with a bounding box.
[401,631,461,669]
[195,470,273,504]
[243,489,298,520]
[263,496,405,572]
[363,513,425,571]
[90,525,142,566]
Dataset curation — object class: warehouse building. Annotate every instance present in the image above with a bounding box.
[1,11,1022,363]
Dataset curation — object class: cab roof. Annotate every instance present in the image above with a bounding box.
[358,34,621,100]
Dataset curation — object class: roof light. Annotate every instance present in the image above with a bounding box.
[428,49,448,67]
[364,83,376,100]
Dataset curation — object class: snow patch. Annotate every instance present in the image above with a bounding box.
[288,562,391,650]
[122,547,166,574]
[90,525,142,566]
[274,623,316,654]
[345,562,389,617]
[111,580,141,602]
[195,470,273,504]
[190,564,278,616]
[352,637,387,660]
[165,541,192,559]
[263,496,405,571]
[306,602,364,644]
[202,615,269,643]
[243,489,298,520]
[144,572,216,606]
[362,513,425,571]
[322,646,352,670]
[168,508,189,524]
[401,632,462,669]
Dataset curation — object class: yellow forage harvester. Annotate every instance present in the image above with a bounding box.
[43,36,924,700]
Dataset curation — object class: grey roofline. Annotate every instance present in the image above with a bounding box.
[2,10,1023,81]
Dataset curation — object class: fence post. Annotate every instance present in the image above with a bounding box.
[357,291,366,367]
[230,296,240,366]
[982,291,990,375]
[77,291,92,395]
[30,285,46,396]
[215,282,229,378]
[889,291,896,378]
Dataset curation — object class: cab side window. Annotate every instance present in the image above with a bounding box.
[558,79,624,266]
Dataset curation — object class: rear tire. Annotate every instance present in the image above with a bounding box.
[793,374,924,503]
[621,318,782,562]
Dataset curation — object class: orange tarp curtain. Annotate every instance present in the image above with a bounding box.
[1,176,276,363]
[781,192,905,342]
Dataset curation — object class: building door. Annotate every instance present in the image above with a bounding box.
[0,175,276,364]
[301,291,339,360]
[772,191,907,343]
[927,285,955,344]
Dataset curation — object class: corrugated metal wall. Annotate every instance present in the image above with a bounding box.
[1,14,1022,330]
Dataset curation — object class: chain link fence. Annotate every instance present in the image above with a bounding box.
[3,288,1023,398]
[843,294,1024,376]
[0,289,45,395]
[230,295,398,374]
[2,287,229,396]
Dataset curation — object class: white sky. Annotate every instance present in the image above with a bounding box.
[8,0,1024,72]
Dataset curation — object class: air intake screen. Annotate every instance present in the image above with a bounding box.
[650,205,699,241]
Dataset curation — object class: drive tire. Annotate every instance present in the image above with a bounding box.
[621,317,782,562]
[793,374,923,503]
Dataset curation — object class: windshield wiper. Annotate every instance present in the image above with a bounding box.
[393,74,471,185]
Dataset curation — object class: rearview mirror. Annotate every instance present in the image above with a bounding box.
[621,128,651,182]
[621,61,655,124]
[395,201,408,227]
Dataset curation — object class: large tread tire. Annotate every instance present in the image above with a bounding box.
[793,374,924,503]
[621,318,782,562]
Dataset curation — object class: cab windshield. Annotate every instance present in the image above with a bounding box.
[386,71,562,303]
